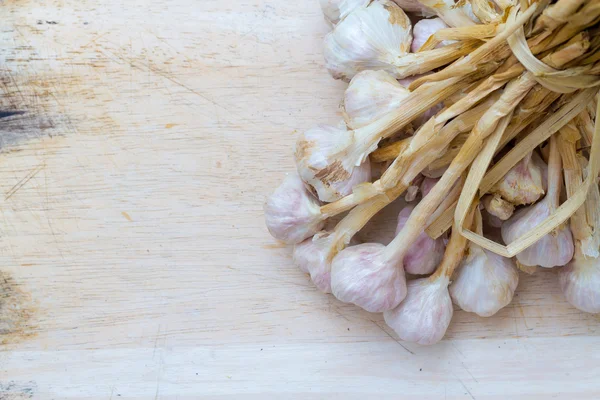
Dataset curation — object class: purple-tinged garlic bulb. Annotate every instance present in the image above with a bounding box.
[490,151,545,206]
[384,211,473,345]
[331,243,407,312]
[450,209,519,317]
[264,173,325,244]
[396,205,445,275]
[293,232,337,293]
[501,136,574,268]
[384,276,453,345]
[343,70,410,130]
[319,0,370,26]
[295,124,372,202]
[324,0,412,81]
[294,231,360,293]
[559,249,600,314]
[391,0,435,15]
[411,18,449,52]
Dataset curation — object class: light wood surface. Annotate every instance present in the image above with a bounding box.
[0,1,599,398]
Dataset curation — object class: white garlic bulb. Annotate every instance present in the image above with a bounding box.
[396,205,445,275]
[449,244,519,317]
[559,250,600,313]
[319,0,370,26]
[343,70,411,130]
[501,198,574,268]
[491,151,545,206]
[295,124,372,202]
[411,18,449,52]
[324,0,412,81]
[383,276,453,345]
[264,173,325,244]
[501,138,574,268]
[330,243,407,312]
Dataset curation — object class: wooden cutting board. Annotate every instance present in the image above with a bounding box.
[1,1,599,398]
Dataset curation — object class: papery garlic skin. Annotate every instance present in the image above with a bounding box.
[295,124,372,202]
[343,70,411,130]
[392,0,434,15]
[320,0,370,26]
[491,152,545,206]
[410,18,449,52]
[324,0,412,81]
[501,200,575,268]
[331,243,407,312]
[293,232,336,293]
[396,205,445,275]
[264,173,324,244]
[384,277,452,345]
[559,252,600,313]
[449,245,519,317]
[417,0,479,27]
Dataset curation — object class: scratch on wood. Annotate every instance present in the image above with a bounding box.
[371,320,415,355]
[5,163,45,200]
[121,211,133,222]
[455,375,476,400]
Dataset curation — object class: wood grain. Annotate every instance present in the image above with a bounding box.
[0,0,598,398]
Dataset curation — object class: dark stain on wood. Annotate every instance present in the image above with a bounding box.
[0,270,36,346]
[0,381,37,399]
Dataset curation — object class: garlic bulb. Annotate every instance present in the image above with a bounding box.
[343,70,410,130]
[295,124,372,202]
[330,243,407,312]
[384,276,453,345]
[264,173,325,244]
[319,0,370,26]
[490,151,545,206]
[396,205,445,275]
[293,232,337,293]
[559,249,600,314]
[450,209,519,317]
[501,137,574,268]
[384,212,472,345]
[411,18,449,52]
[420,176,438,197]
[293,232,360,293]
[324,0,412,81]
[392,0,434,15]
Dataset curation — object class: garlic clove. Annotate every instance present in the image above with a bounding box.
[319,0,370,26]
[324,0,412,81]
[343,70,411,130]
[396,205,445,275]
[501,199,575,268]
[391,0,435,16]
[449,245,519,317]
[383,277,453,345]
[295,124,372,202]
[482,194,514,221]
[559,252,600,314]
[330,243,407,312]
[264,173,325,244]
[410,18,450,52]
[490,151,545,206]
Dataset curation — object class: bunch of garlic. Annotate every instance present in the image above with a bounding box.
[264,0,600,346]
